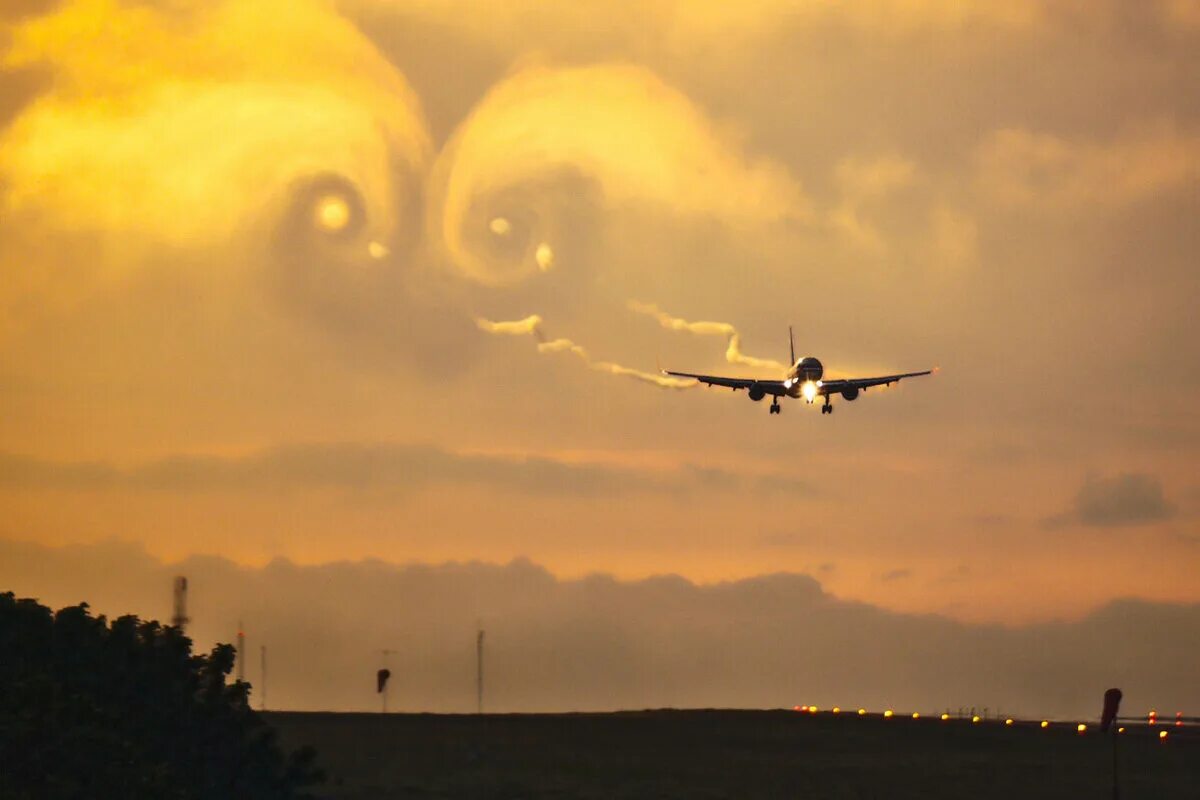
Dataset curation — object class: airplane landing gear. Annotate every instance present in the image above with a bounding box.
[769,400,781,415]
[821,401,833,415]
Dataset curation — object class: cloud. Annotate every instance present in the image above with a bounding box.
[0,443,807,497]
[975,124,1200,211]
[927,205,979,270]
[879,568,913,582]
[0,0,431,322]
[1,0,1199,628]
[1074,472,1176,527]
[352,0,1049,62]
[1045,472,1176,528]
[826,155,918,254]
[426,62,808,286]
[2,539,1198,717]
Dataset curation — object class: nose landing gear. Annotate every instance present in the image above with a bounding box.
[769,399,781,415]
[821,399,833,415]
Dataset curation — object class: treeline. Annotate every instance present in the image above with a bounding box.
[0,592,321,799]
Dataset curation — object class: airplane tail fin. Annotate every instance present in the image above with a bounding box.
[788,326,795,365]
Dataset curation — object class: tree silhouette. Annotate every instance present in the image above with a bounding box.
[0,592,321,799]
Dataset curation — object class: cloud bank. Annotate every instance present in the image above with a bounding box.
[0,444,810,497]
[2,540,1196,718]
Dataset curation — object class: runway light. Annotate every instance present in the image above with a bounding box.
[832,707,841,714]
[857,708,866,716]
[883,709,894,718]
[1040,721,1049,729]
[793,705,802,712]
[809,706,818,714]
[1176,712,1183,727]
[1118,727,1126,733]
[1159,730,1168,741]
[940,713,949,721]
[972,715,981,724]
[1077,724,1087,734]
[912,712,920,720]
[1005,719,1014,726]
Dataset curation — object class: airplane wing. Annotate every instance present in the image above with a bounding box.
[818,370,933,395]
[662,371,789,395]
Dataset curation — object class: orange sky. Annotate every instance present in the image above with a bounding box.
[2,0,1199,629]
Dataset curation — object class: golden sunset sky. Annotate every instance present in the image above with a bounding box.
[1,0,1199,712]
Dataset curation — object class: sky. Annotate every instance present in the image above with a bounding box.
[1,0,1198,713]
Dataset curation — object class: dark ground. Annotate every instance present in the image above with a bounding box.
[265,709,1199,799]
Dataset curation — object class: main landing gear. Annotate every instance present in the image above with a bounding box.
[769,399,781,415]
[821,399,834,415]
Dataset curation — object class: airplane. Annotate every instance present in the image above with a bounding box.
[662,327,933,416]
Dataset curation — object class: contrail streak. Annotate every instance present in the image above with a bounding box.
[475,315,545,339]
[475,316,697,389]
[627,301,789,371]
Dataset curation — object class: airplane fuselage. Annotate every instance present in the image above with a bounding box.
[784,356,823,399]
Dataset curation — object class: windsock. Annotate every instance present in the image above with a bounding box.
[376,668,391,694]
[1100,688,1122,733]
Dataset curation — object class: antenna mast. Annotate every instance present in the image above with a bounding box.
[476,625,485,715]
[171,576,189,632]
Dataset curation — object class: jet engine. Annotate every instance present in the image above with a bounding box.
[841,386,860,401]
[748,386,766,402]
